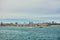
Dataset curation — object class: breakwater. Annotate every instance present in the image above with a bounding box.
[0,23,49,26]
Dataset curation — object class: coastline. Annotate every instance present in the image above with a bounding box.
[0,23,60,26]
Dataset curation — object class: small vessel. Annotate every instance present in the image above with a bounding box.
[39,26,43,28]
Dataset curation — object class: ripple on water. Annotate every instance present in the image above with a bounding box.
[0,26,60,40]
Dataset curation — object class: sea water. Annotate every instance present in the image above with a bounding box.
[0,26,60,40]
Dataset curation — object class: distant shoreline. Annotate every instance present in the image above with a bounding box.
[0,23,60,26]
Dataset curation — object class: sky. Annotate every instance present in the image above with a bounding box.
[0,0,60,19]
[0,0,60,22]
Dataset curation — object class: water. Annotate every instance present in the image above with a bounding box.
[0,26,60,40]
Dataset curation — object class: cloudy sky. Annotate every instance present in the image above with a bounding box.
[0,0,60,18]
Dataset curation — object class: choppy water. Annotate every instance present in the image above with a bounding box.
[0,26,60,40]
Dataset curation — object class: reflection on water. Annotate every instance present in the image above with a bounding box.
[0,26,60,40]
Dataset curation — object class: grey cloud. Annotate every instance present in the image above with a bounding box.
[0,0,60,18]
